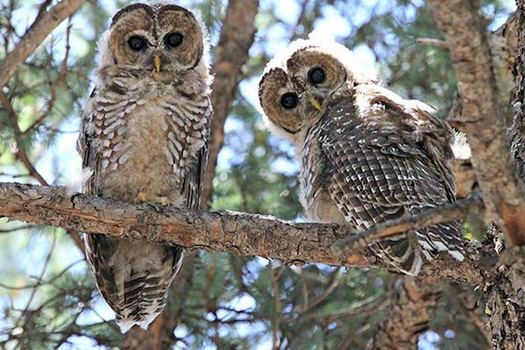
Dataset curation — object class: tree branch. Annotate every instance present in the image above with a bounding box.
[428,0,525,246]
[332,194,484,252]
[0,182,486,285]
[0,91,84,251]
[416,38,448,49]
[0,0,85,89]
[202,0,258,207]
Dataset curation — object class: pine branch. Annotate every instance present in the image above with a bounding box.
[0,0,85,88]
[0,182,486,285]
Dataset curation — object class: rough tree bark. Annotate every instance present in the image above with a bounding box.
[0,182,486,285]
[367,278,441,350]
[429,0,525,246]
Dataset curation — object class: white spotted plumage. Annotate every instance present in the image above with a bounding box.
[259,37,464,275]
[78,2,212,332]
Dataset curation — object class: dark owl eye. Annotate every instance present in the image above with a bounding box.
[308,67,326,85]
[164,32,184,48]
[280,92,299,109]
[128,35,147,51]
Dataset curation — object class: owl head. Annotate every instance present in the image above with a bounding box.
[258,38,378,143]
[96,2,210,82]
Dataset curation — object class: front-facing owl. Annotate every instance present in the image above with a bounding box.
[78,3,212,332]
[258,39,464,275]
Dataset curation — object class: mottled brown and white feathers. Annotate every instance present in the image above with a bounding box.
[258,38,464,275]
[78,2,212,332]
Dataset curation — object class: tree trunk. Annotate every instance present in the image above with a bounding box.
[490,3,525,349]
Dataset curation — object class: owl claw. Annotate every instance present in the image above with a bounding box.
[135,192,147,203]
[135,193,170,206]
[155,196,170,206]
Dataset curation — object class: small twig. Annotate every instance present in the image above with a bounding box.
[0,91,49,186]
[295,268,342,315]
[17,234,56,329]
[289,0,310,41]
[416,38,449,49]
[0,0,85,88]
[23,18,73,135]
[269,266,282,350]
[332,195,484,255]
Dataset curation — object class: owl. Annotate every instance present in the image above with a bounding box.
[77,3,212,332]
[258,38,464,275]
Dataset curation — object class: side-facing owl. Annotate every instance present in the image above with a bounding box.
[78,3,212,332]
[258,38,464,275]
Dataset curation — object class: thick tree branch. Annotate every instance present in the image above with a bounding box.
[202,0,258,207]
[0,182,486,285]
[0,0,85,89]
[428,0,525,246]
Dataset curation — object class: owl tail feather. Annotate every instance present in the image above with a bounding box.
[116,318,136,334]
[116,312,158,333]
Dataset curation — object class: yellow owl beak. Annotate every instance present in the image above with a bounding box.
[309,97,323,112]
[154,54,162,73]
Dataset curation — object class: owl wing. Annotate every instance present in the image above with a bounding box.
[179,99,212,211]
[78,87,124,313]
[320,96,464,275]
[77,88,99,195]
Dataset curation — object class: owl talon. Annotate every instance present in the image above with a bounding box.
[155,196,170,206]
[136,192,147,203]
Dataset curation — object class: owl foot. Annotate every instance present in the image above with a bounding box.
[154,196,170,206]
[135,193,170,206]
[136,191,148,203]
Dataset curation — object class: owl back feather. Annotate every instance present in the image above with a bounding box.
[259,37,464,275]
[306,91,464,275]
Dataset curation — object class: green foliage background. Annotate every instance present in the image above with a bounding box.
[0,0,514,349]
